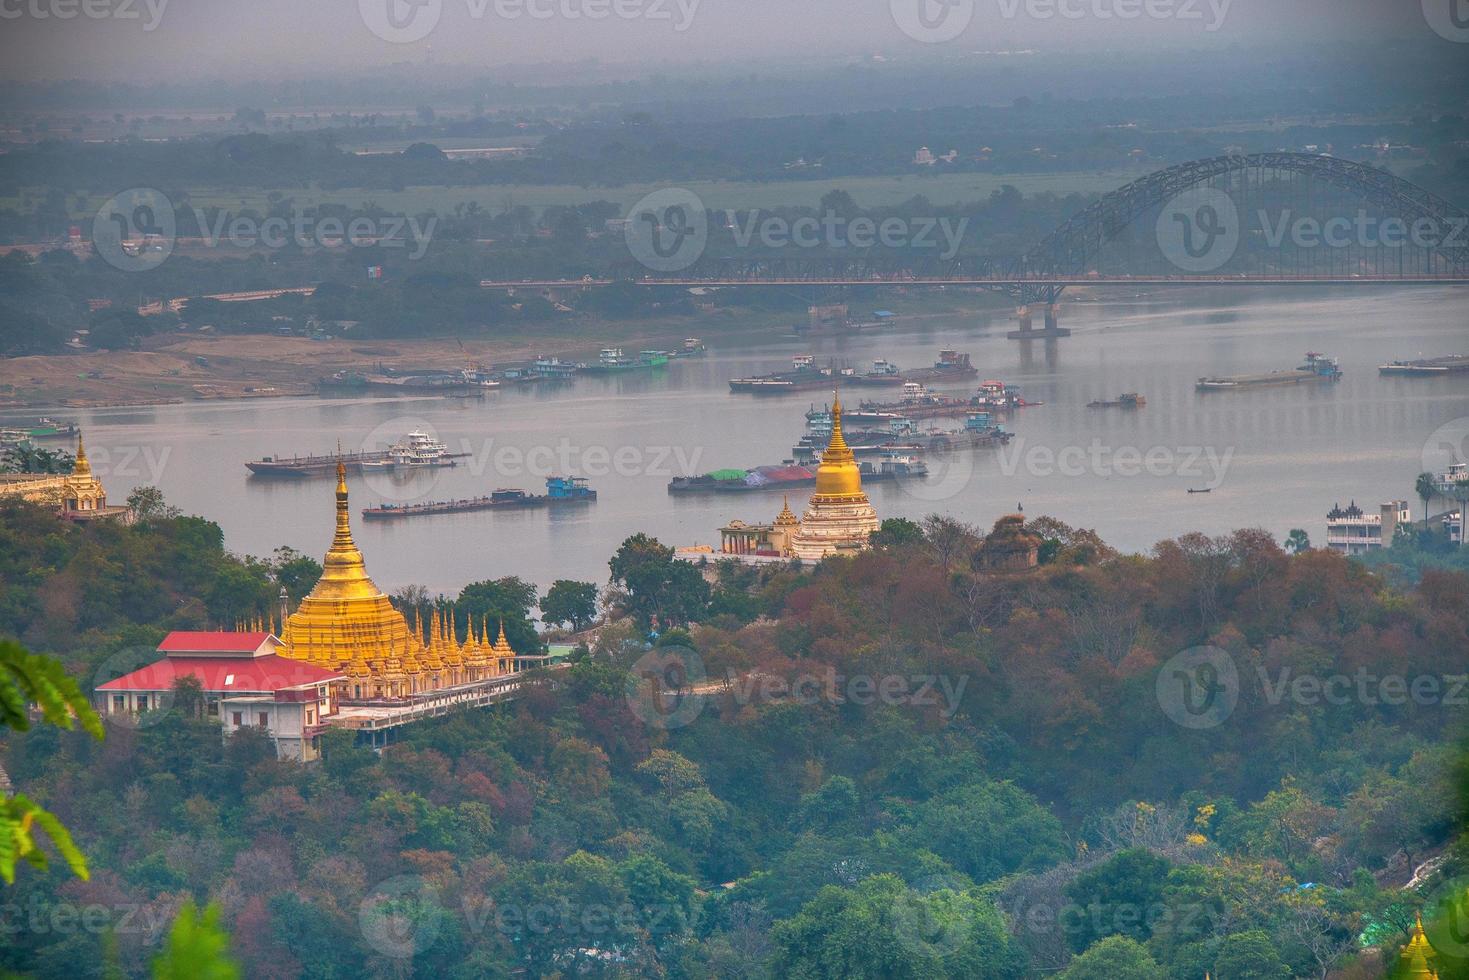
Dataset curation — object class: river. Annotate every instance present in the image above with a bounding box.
[36,285,1469,597]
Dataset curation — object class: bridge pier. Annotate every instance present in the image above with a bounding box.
[1007,303,1070,340]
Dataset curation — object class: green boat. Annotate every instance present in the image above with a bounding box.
[578,348,670,374]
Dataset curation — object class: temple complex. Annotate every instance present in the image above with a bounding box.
[975,514,1041,571]
[0,433,132,522]
[695,394,879,565]
[788,394,880,560]
[273,462,518,699]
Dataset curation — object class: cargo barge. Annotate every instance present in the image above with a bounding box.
[668,455,926,493]
[853,380,1039,421]
[1087,393,1146,409]
[246,444,470,477]
[847,350,979,386]
[730,355,852,394]
[362,477,596,519]
[1196,352,1341,392]
[578,348,670,374]
[1378,354,1469,376]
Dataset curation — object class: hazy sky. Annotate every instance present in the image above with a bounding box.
[0,0,1450,83]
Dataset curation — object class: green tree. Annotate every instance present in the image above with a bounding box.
[540,579,598,631]
[1212,929,1289,979]
[769,874,1020,980]
[126,485,180,522]
[871,518,925,549]
[609,533,709,629]
[1415,472,1436,529]
[911,781,1068,883]
[455,576,540,652]
[1063,848,1173,952]
[1059,936,1164,980]
[1284,528,1310,553]
[152,901,241,979]
[0,639,103,884]
[271,546,323,602]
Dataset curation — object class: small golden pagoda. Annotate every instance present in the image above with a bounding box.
[1399,914,1439,979]
[0,432,130,521]
[790,393,880,560]
[277,463,509,699]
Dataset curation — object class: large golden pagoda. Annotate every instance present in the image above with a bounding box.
[277,463,511,698]
[790,393,880,560]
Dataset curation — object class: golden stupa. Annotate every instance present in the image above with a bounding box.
[1399,914,1440,979]
[276,462,512,698]
[790,393,880,560]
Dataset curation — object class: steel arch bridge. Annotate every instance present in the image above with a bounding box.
[483,153,1469,308]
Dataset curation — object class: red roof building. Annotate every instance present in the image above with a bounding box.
[94,632,345,761]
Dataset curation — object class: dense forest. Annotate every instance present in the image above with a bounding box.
[1,497,1466,978]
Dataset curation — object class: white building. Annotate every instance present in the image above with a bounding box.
[95,632,343,761]
[1325,500,1409,555]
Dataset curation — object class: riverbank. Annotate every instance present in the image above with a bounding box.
[0,295,1011,409]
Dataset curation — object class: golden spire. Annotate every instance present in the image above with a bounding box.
[776,493,799,526]
[1400,914,1439,979]
[72,431,91,476]
[812,390,863,498]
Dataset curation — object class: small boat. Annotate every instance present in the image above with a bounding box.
[361,430,457,469]
[1087,393,1146,409]
[1187,488,1212,494]
[578,348,670,374]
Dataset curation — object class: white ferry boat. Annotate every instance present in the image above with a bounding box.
[362,431,457,469]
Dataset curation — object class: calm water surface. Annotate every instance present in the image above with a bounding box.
[43,286,1469,596]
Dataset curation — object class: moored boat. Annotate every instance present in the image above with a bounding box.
[1197,352,1341,391]
[361,476,596,520]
